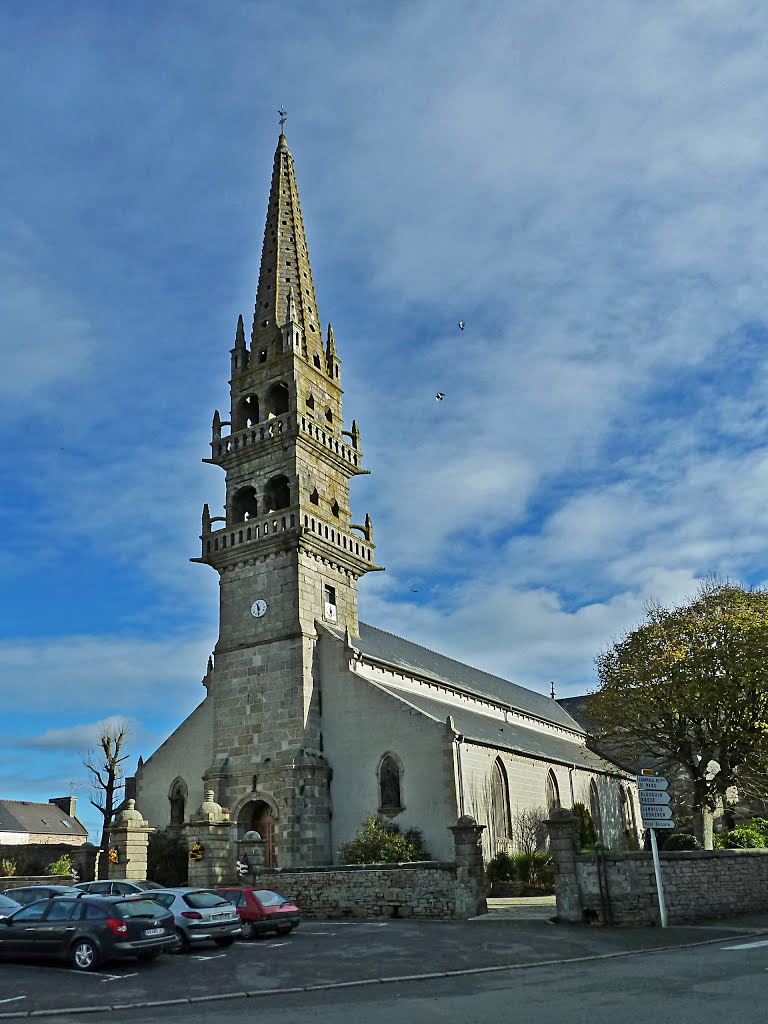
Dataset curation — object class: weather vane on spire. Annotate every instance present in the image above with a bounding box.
[278,107,287,132]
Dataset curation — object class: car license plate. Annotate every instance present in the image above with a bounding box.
[144,928,165,936]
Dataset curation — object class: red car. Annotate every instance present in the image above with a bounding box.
[216,887,300,939]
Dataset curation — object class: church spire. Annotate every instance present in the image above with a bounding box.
[250,133,322,355]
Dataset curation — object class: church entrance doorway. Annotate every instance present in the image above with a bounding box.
[239,800,276,868]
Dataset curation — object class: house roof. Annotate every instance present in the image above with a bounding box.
[336,622,585,734]
[0,800,88,838]
[370,681,630,776]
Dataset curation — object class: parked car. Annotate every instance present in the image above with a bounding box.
[146,888,241,952]
[74,880,163,896]
[0,894,176,971]
[1,885,81,906]
[0,894,21,920]
[217,886,300,938]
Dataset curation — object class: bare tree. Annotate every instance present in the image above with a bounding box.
[82,720,131,849]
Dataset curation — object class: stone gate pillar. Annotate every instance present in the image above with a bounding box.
[109,800,154,880]
[546,808,582,923]
[449,815,487,919]
[185,790,233,888]
[236,830,266,882]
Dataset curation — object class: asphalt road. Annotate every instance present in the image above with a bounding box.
[1,915,767,1020]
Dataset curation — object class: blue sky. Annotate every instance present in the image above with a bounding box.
[3,0,768,841]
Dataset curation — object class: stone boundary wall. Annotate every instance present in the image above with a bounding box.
[574,849,768,925]
[246,862,460,919]
[1,875,72,891]
[0,843,98,881]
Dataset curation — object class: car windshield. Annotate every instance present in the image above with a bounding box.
[115,899,168,918]
[183,891,230,909]
[0,895,19,910]
[254,890,288,907]
[132,881,163,890]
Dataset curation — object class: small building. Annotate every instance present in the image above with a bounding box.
[0,797,88,846]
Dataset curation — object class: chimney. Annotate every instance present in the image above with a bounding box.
[49,796,76,818]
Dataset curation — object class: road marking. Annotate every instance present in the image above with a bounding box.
[100,972,139,982]
[722,939,768,950]
[194,954,227,960]
[266,942,290,948]
[0,997,26,1005]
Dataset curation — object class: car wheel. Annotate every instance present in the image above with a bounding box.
[137,950,161,962]
[241,921,256,941]
[277,924,293,936]
[214,936,235,947]
[172,927,191,954]
[70,939,99,972]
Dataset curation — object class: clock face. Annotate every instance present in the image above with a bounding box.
[250,599,268,618]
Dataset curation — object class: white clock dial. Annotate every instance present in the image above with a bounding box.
[250,599,268,618]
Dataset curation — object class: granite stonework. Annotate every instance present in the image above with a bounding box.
[108,800,154,881]
[548,811,768,925]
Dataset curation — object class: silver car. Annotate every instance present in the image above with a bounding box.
[146,888,241,952]
[0,894,20,919]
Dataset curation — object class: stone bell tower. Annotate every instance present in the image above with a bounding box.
[193,132,381,866]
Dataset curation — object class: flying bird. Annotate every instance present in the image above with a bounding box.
[458,321,465,330]
[435,392,445,401]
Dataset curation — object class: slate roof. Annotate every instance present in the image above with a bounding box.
[335,622,585,733]
[0,800,88,839]
[371,682,629,775]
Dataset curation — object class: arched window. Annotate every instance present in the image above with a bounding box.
[620,785,637,848]
[234,394,259,430]
[306,393,315,411]
[231,485,258,522]
[490,758,511,847]
[325,408,333,423]
[589,779,603,840]
[265,381,289,418]
[309,487,319,505]
[330,499,340,518]
[545,770,560,814]
[264,475,290,512]
[378,753,402,811]
[169,778,187,826]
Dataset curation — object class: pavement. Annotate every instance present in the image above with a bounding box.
[2,903,768,1019]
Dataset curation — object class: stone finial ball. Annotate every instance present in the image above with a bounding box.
[243,830,262,841]
[456,814,478,826]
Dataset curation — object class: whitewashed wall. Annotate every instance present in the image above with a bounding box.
[136,699,213,830]
[320,642,458,862]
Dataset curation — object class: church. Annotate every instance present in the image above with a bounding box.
[136,131,637,866]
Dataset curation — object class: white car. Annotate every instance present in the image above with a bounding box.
[144,888,241,952]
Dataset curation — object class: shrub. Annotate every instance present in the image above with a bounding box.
[0,859,17,877]
[745,818,768,843]
[147,828,189,886]
[716,826,766,849]
[571,802,598,851]
[337,817,430,864]
[514,851,554,889]
[661,833,700,851]
[486,852,516,887]
[46,854,75,877]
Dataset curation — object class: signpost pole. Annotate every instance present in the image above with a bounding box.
[648,826,668,928]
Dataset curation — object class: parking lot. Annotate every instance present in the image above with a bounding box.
[2,914,768,1018]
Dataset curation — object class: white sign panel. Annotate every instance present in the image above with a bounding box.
[637,775,669,792]
[638,791,672,806]
[640,804,673,819]
[642,819,675,829]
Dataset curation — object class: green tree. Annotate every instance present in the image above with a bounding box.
[337,816,430,864]
[590,580,768,849]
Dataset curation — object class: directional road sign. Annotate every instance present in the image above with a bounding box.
[637,775,669,791]
[638,790,671,806]
[640,804,673,819]
[643,819,675,829]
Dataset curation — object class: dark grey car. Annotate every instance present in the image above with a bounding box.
[0,895,176,971]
